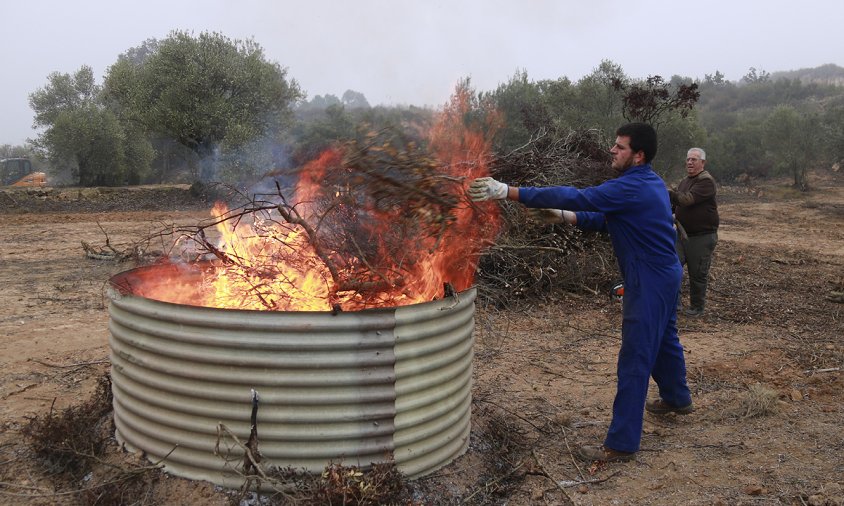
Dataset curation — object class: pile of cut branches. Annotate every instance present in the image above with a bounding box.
[477,128,620,306]
[22,375,114,480]
[82,221,162,263]
[19,374,162,504]
[226,461,413,505]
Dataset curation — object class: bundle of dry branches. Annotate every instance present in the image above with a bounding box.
[82,221,162,263]
[477,129,620,306]
[21,375,114,480]
[18,374,161,504]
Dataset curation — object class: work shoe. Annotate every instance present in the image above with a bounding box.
[684,307,704,316]
[645,398,694,415]
[576,445,636,463]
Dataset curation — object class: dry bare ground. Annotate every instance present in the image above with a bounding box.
[0,173,841,505]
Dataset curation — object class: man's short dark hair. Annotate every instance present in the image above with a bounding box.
[616,123,657,163]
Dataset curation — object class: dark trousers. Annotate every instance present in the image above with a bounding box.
[676,232,718,310]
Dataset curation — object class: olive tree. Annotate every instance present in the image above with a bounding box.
[479,70,551,152]
[764,105,822,190]
[29,66,133,186]
[705,114,769,181]
[821,101,844,167]
[570,60,628,136]
[104,31,303,182]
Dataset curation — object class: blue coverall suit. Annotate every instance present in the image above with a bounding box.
[519,163,692,453]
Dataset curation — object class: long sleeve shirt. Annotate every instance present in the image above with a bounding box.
[670,170,719,236]
[517,164,680,283]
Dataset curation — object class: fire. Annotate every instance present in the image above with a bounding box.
[426,84,504,292]
[141,87,503,311]
[204,201,334,311]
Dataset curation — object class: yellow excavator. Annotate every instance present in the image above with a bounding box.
[0,158,47,187]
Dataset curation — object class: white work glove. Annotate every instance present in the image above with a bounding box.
[467,177,508,201]
[528,208,576,225]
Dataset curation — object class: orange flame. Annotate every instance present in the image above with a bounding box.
[204,201,335,311]
[426,84,504,292]
[141,87,503,311]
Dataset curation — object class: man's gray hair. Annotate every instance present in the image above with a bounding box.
[688,147,706,160]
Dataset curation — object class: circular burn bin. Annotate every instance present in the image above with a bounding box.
[107,262,475,488]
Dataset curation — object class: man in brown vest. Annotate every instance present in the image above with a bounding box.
[670,148,719,316]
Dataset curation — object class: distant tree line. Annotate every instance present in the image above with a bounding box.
[14,30,844,190]
[693,68,844,189]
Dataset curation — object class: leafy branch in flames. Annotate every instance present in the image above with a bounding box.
[169,126,478,310]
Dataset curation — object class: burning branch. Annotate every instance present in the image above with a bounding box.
[341,128,462,228]
[155,118,494,312]
[145,122,623,312]
[145,86,625,311]
[271,185,342,289]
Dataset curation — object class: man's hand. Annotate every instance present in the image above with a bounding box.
[529,208,576,225]
[467,177,508,201]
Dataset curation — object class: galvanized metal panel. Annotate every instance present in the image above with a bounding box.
[108,264,475,487]
[392,288,476,477]
[109,295,398,485]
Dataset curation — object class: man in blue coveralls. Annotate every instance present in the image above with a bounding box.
[467,123,693,462]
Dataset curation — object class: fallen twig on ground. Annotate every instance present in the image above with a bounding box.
[30,359,109,369]
[556,470,620,487]
[530,449,575,504]
[215,423,274,485]
[459,461,525,505]
[803,367,840,374]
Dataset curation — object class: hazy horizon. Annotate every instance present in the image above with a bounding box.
[2,0,843,145]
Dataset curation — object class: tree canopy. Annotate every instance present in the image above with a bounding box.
[103,30,303,181]
[695,67,844,187]
[28,66,133,185]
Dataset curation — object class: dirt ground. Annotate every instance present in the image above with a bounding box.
[0,173,842,505]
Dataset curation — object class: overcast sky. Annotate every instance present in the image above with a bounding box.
[2,0,842,145]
